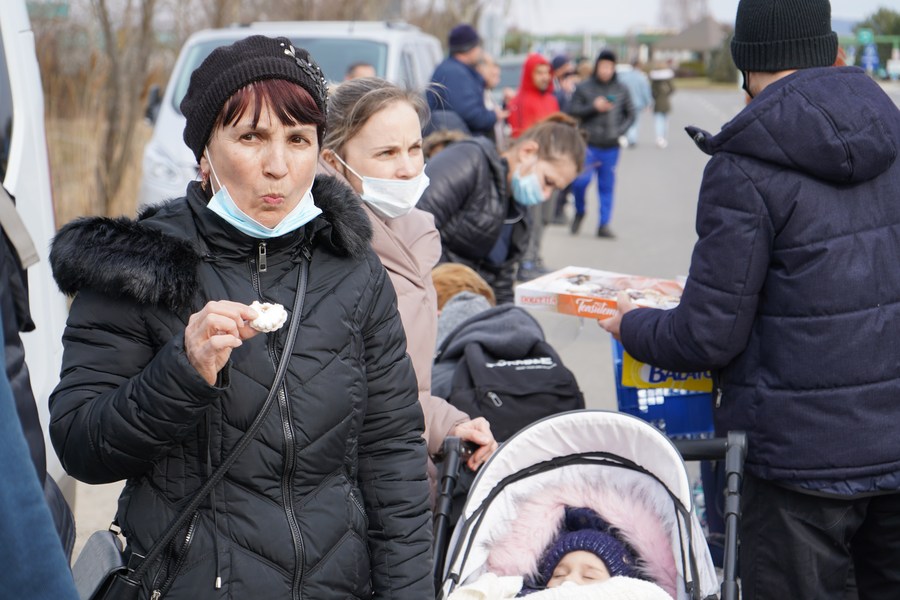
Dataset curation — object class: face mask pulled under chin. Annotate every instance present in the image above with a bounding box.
[332,153,429,219]
[204,147,321,239]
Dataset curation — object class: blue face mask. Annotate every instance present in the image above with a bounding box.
[204,147,322,239]
[511,166,545,207]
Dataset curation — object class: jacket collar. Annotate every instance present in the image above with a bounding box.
[50,175,371,312]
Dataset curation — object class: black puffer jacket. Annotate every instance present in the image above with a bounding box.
[621,67,900,492]
[49,177,433,599]
[567,68,635,148]
[418,138,528,304]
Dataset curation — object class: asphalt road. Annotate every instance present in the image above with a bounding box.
[70,80,900,560]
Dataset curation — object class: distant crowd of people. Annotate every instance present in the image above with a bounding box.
[422,24,677,284]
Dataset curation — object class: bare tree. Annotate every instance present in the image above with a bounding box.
[406,0,508,50]
[93,0,159,215]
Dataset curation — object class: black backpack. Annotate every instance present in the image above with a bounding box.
[446,338,584,442]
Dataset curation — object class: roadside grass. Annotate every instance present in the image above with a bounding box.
[45,117,150,226]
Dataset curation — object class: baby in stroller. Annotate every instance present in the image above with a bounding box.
[448,502,671,599]
[436,411,721,600]
[446,461,679,599]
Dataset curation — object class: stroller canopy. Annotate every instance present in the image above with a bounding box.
[440,410,719,600]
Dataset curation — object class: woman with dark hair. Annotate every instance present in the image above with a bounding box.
[48,36,432,599]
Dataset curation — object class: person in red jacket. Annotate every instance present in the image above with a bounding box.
[507,53,560,138]
[508,54,562,281]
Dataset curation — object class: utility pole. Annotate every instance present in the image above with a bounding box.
[659,0,710,31]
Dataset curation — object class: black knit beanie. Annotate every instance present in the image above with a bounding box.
[180,35,328,162]
[731,0,838,72]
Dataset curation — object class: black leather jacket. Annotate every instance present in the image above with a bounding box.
[418,138,529,303]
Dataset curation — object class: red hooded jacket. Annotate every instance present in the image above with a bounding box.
[507,53,560,138]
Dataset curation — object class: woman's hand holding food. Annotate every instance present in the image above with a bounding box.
[186,300,262,385]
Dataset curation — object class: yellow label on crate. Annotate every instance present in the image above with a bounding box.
[621,351,713,392]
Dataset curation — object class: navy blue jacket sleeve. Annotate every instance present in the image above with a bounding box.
[432,60,496,133]
[0,315,78,600]
[621,154,773,372]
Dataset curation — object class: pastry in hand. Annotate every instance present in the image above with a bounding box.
[248,300,288,333]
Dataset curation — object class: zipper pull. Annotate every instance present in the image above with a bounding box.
[486,391,503,407]
[215,576,222,589]
[258,242,267,273]
[151,591,162,600]
[715,387,723,408]
[301,243,311,262]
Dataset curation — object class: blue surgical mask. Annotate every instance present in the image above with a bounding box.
[204,147,322,239]
[511,166,545,207]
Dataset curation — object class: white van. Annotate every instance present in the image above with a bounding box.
[0,1,73,498]
[139,21,443,208]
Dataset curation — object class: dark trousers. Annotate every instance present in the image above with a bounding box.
[741,472,900,599]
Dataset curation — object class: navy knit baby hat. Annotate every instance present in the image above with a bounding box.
[537,507,640,584]
[730,0,838,72]
[180,35,329,162]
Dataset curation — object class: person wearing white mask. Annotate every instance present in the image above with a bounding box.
[418,114,586,304]
[48,37,432,598]
[320,78,498,498]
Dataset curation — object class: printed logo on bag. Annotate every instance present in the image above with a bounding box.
[485,356,557,370]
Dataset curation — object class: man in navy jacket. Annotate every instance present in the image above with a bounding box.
[426,24,506,139]
[602,0,900,596]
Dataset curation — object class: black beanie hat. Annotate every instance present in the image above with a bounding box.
[181,35,328,162]
[596,49,617,64]
[731,0,838,72]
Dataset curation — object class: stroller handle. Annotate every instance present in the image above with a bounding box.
[675,431,747,600]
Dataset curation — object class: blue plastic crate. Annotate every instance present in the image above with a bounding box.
[611,339,714,438]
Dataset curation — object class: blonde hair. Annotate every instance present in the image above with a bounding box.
[323,77,429,157]
[432,263,497,310]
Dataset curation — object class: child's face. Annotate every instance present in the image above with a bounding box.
[546,550,611,587]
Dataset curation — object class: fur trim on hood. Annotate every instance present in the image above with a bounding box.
[50,214,200,312]
[484,469,679,599]
[50,175,371,312]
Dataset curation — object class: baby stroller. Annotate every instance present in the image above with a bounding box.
[433,410,746,600]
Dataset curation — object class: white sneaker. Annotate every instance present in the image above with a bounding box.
[656,137,668,148]
[618,136,629,148]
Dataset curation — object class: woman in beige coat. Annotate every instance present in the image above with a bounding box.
[321,78,498,477]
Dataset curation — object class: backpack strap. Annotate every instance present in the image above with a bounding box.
[0,185,39,268]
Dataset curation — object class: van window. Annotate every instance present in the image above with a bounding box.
[0,26,13,182]
[171,37,388,113]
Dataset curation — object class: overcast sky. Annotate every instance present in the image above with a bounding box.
[505,0,890,35]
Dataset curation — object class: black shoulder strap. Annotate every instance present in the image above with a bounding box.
[127,247,311,583]
[0,184,39,268]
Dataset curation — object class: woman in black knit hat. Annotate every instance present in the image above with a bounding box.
[49,35,433,599]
